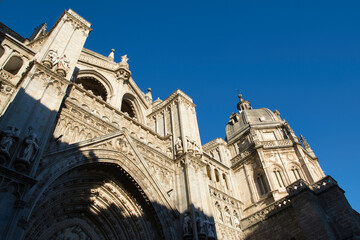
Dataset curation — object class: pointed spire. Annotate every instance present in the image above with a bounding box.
[236,92,252,112]
[108,49,115,61]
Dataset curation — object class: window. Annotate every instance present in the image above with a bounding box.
[256,173,268,196]
[0,46,4,59]
[291,166,301,180]
[75,76,108,101]
[3,56,23,75]
[214,169,220,182]
[223,173,229,189]
[206,165,212,181]
[273,168,285,188]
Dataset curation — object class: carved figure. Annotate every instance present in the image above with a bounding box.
[0,126,20,157]
[234,214,240,228]
[175,137,183,155]
[216,206,222,221]
[186,137,194,152]
[19,132,39,162]
[183,213,192,235]
[196,214,206,234]
[121,54,129,63]
[46,50,59,65]
[225,210,231,224]
[57,54,70,71]
[204,217,215,238]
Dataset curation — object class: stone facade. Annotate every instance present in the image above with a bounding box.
[0,9,359,240]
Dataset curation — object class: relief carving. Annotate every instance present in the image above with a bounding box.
[15,129,39,172]
[0,126,20,163]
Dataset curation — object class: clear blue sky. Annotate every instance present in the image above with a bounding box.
[1,1,359,212]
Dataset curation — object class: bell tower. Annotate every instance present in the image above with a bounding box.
[0,9,91,238]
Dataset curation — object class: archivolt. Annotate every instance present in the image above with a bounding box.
[23,138,178,240]
[25,163,162,240]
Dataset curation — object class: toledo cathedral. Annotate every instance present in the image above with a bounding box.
[0,9,359,240]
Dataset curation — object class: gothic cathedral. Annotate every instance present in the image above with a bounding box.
[0,9,359,240]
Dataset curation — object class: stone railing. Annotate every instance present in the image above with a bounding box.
[286,179,310,195]
[66,84,172,154]
[241,197,291,229]
[260,139,293,148]
[311,176,337,193]
[0,69,14,81]
[230,146,254,166]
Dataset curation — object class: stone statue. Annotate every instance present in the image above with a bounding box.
[225,210,231,224]
[175,137,183,155]
[204,217,215,238]
[183,213,192,235]
[121,54,129,63]
[57,54,70,71]
[234,214,240,228]
[46,50,59,66]
[18,132,39,163]
[186,137,194,152]
[196,214,205,234]
[0,126,20,158]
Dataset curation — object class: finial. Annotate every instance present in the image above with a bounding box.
[108,49,115,61]
[121,54,129,63]
[236,91,252,112]
[147,88,152,92]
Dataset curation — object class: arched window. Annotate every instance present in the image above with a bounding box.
[224,207,232,225]
[223,173,229,189]
[121,99,135,118]
[215,202,222,222]
[273,167,285,188]
[206,165,212,181]
[256,173,268,196]
[214,169,220,182]
[75,76,108,101]
[291,166,301,180]
[0,46,4,59]
[3,55,23,75]
[233,211,240,228]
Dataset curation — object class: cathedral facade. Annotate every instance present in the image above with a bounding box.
[0,9,359,240]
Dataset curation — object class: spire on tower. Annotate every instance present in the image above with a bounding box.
[236,92,252,112]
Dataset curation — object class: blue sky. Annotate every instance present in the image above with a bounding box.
[1,1,359,211]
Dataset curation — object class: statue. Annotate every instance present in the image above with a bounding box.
[225,210,231,224]
[19,132,39,162]
[57,54,70,71]
[0,126,20,159]
[45,49,59,67]
[15,130,39,171]
[121,54,129,63]
[183,213,192,236]
[175,137,183,155]
[196,214,205,235]
[186,137,194,153]
[204,217,215,238]
[234,214,240,228]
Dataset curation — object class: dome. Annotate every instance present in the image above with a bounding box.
[226,108,280,141]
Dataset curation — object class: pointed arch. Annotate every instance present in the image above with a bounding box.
[121,92,145,123]
[76,70,114,102]
[23,133,178,240]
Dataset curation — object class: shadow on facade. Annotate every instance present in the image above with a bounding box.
[240,179,360,240]
[0,88,217,240]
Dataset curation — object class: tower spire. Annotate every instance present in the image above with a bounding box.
[236,92,252,112]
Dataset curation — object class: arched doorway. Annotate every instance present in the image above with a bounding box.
[24,163,163,240]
